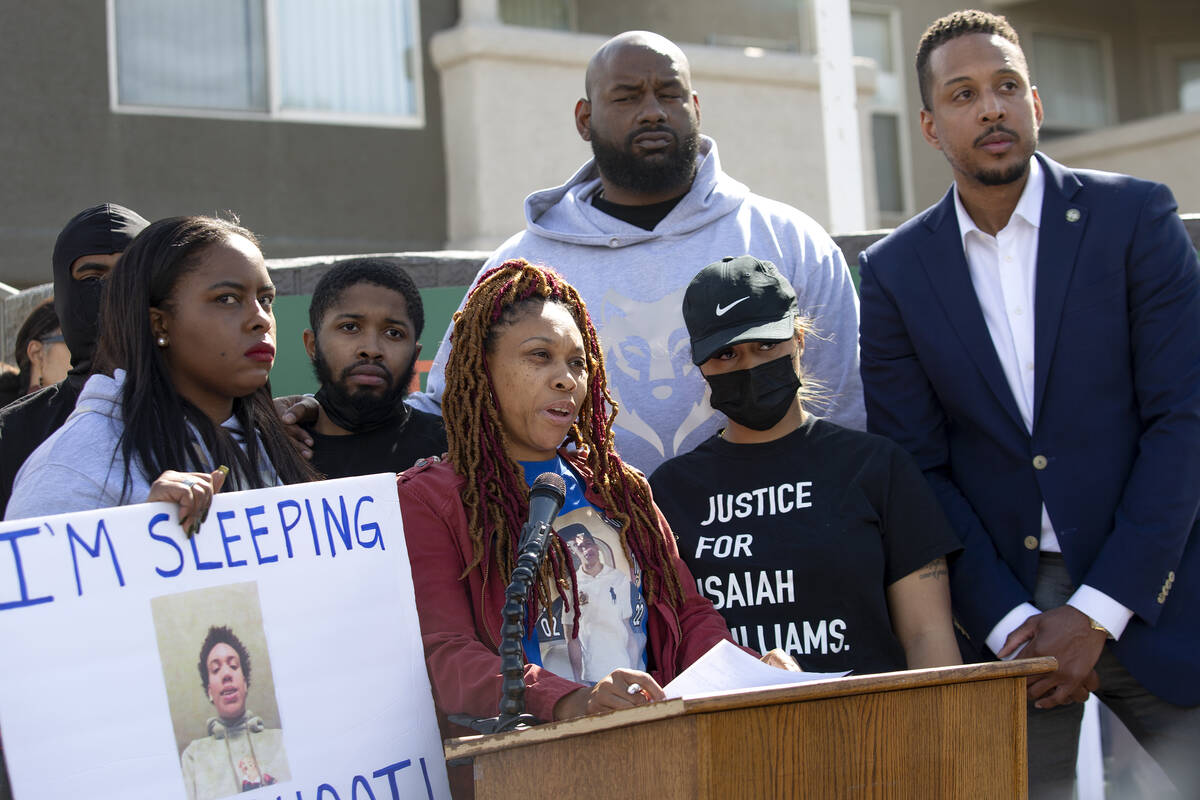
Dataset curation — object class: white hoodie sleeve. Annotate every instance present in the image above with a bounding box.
[787,228,867,431]
[405,256,492,416]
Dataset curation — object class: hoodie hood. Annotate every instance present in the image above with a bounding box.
[192,710,286,793]
[207,712,267,740]
[70,369,279,489]
[522,136,748,248]
[72,370,125,421]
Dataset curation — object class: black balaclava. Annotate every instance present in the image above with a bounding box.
[51,203,149,376]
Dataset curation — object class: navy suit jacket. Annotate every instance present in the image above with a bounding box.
[859,153,1200,706]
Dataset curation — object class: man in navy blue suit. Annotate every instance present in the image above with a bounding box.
[858,10,1200,798]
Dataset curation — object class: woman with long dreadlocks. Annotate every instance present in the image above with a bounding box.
[397,259,783,727]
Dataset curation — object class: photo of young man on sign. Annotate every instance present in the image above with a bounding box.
[151,582,290,800]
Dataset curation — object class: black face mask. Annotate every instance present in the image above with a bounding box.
[705,353,801,432]
[57,277,104,372]
[311,344,416,435]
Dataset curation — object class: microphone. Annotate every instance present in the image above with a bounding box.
[518,472,567,554]
[448,472,568,734]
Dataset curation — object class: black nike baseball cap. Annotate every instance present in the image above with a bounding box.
[683,255,798,365]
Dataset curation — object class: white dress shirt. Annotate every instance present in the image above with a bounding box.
[952,157,1134,655]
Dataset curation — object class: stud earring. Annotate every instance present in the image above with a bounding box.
[157,336,168,348]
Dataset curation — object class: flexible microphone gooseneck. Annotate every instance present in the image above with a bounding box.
[448,472,566,736]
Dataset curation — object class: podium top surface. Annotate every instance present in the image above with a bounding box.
[444,656,1056,761]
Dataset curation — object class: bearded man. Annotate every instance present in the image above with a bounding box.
[302,258,445,478]
[409,31,864,474]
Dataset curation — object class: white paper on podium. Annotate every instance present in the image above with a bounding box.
[663,640,850,699]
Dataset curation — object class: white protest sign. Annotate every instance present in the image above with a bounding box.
[0,473,451,800]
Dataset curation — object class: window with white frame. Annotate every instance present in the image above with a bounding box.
[500,0,574,30]
[1030,31,1111,133]
[110,0,423,127]
[851,6,909,219]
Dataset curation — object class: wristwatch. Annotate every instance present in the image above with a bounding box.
[1087,616,1114,639]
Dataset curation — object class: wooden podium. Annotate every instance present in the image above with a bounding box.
[445,657,1055,799]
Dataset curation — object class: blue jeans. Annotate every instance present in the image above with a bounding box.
[1026,554,1200,799]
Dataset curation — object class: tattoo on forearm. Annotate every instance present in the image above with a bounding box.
[918,559,948,581]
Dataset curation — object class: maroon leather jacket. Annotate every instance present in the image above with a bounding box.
[396,448,736,722]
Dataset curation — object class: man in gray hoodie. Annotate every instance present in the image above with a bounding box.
[410,31,863,473]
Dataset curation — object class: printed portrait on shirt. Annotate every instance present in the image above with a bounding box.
[534,509,648,684]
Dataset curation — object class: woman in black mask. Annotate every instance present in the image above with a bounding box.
[648,255,962,675]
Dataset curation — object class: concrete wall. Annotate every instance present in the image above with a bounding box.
[431,22,877,250]
[0,0,456,289]
[573,0,811,51]
[1041,112,1200,213]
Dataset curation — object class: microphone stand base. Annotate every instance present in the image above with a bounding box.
[447,712,541,736]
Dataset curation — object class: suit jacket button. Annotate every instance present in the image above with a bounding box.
[1032,455,1048,470]
[1168,571,1175,581]
[1158,593,1167,604]
[1024,535,1039,550]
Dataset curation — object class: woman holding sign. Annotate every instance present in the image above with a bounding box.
[6,216,318,526]
[397,259,795,737]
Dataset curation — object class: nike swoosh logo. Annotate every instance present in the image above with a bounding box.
[715,296,750,316]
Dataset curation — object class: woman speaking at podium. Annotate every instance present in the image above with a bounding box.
[397,260,790,732]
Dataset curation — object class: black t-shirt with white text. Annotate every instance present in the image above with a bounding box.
[649,417,960,674]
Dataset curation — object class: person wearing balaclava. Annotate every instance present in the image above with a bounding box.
[648,255,963,675]
[0,203,148,517]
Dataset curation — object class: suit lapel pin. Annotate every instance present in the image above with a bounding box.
[1066,208,1081,222]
